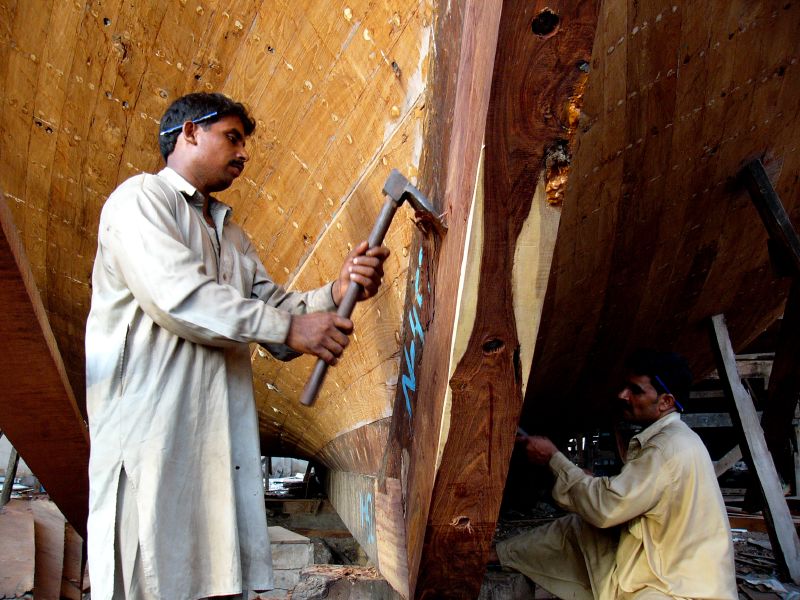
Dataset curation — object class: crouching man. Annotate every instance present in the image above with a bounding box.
[493,349,737,599]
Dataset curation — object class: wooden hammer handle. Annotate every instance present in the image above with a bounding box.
[299,196,399,406]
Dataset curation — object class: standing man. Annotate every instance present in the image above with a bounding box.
[85,92,389,599]
[494,349,737,599]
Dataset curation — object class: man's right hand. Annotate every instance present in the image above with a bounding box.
[285,312,353,365]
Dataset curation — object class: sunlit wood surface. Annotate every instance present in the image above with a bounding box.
[0,0,434,468]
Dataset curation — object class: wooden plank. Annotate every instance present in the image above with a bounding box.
[705,359,774,382]
[715,445,743,478]
[325,471,378,564]
[32,499,66,600]
[0,499,35,598]
[313,418,391,475]
[729,513,800,536]
[60,523,83,600]
[682,413,752,429]
[375,477,409,598]
[0,194,89,538]
[709,313,800,583]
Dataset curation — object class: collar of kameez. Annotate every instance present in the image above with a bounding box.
[158,167,232,224]
[630,411,681,449]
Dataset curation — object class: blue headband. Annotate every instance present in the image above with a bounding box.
[159,111,219,137]
[654,374,684,412]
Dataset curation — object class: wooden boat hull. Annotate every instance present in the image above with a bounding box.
[2,0,800,597]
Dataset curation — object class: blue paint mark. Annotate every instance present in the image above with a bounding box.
[401,340,416,414]
[359,491,375,544]
[408,305,424,343]
[399,247,427,420]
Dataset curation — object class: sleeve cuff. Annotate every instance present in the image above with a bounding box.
[548,451,576,476]
[256,306,293,344]
[307,281,338,312]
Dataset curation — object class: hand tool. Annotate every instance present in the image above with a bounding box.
[300,169,445,407]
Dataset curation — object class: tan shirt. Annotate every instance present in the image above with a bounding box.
[85,168,337,599]
[549,413,737,599]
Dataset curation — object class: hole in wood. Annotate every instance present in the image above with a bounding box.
[449,515,473,533]
[482,339,505,354]
[531,9,560,37]
[103,17,111,26]
[577,59,590,72]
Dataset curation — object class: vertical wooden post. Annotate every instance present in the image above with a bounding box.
[709,314,800,583]
[761,282,800,489]
[740,159,800,502]
[1,447,20,507]
[795,422,800,497]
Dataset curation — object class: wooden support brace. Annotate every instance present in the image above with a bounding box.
[740,159,800,505]
[714,445,743,478]
[0,448,20,507]
[709,314,800,583]
[0,194,90,537]
[739,159,800,278]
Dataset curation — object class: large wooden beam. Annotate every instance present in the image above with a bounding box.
[371,1,599,597]
[375,2,504,597]
[0,195,89,538]
[410,0,506,582]
[709,314,800,583]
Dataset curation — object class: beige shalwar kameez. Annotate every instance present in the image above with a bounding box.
[86,168,337,600]
[497,413,738,600]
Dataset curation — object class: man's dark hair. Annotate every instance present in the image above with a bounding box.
[158,92,256,161]
[625,348,692,407]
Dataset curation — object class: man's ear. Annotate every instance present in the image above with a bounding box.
[659,393,676,412]
[182,121,199,145]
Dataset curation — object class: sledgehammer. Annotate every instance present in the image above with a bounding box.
[299,169,444,407]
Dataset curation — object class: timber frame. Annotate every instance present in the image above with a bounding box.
[377,2,599,597]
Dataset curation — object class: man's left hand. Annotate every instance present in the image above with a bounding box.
[518,435,558,465]
[334,241,390,305]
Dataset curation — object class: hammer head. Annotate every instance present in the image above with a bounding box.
[382,169,437,217]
